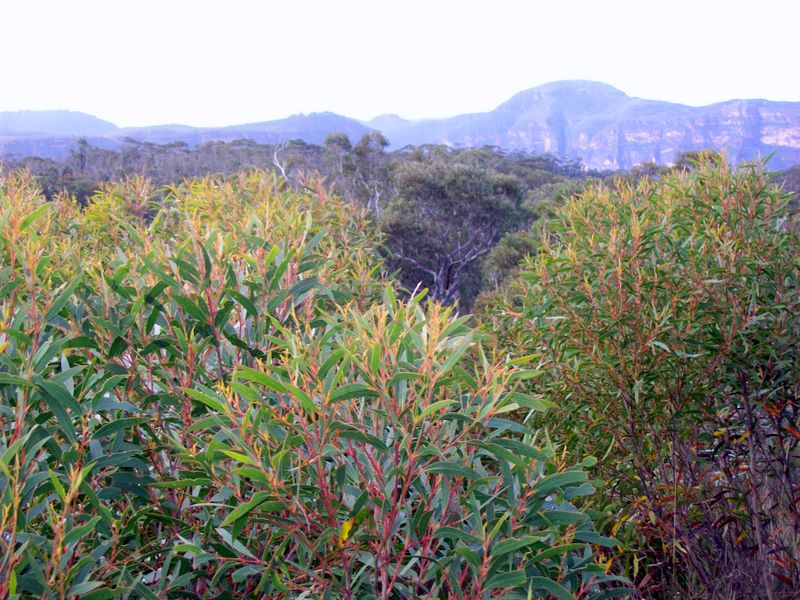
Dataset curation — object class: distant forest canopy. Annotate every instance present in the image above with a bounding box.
[0,135,590,200]
[3,135,799,309]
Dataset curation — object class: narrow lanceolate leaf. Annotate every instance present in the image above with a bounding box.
[226,289,258,316]
[220,450,260,467]
[419,399,456,418]
[439,332,474,375]
[44,277,82,322]
[182,387,227,413]
[36,379,82,414]
[528,576,575,600]
[505,392,554,412]
[216,528,257,559]
[66,582,104,597]
[64,516,103,546]
[92,417,148,439]
[19,204,50,231]
[284,383,316,413]
[432,527,481,545]
[173,295,209,322]
[221,492,285,527]
[533,470,588,497]
[490,535,541,558]
[336,428,390,456]
[530,543,586,563]
[329,383,378,403]
[36,386,79,443]
[573,530,619,547]
[485,570,527,590]
[235,366,287,393]
[0,373,29,386]
[426,461,481,480]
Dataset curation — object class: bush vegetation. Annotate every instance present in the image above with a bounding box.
[0,170,625,598]
[483,156,800,598]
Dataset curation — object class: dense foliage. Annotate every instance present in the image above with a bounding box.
[3,137,596,308]
[484,157,800,598]
[0,170,626,598]
[380,159,525,305]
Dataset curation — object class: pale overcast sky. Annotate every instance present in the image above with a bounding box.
[2,0,797,127]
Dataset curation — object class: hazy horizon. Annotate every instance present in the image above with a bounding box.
[2,0,798,128]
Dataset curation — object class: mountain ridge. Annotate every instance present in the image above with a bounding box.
[2,81,799,169]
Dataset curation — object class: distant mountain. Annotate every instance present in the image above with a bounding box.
[0,111,371,160]
[2,83,799,169]
[373,81,800,170]
[0,110,118,136]
[366,114,411,132]
[116,112,372,146]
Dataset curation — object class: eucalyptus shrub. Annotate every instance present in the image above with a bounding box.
[485,157,800,598]
[0,170,625,598]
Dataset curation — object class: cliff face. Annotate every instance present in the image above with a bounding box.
[375,81,800,170]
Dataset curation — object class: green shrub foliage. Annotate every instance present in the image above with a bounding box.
[485,157,800,598]
[0,170,624,598]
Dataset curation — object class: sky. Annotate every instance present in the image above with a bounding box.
[2,0,797,128]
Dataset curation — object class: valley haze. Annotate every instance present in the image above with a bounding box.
[2,80,799,171]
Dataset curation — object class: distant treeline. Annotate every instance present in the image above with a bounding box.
[3,136,798,308]
[1,135,592,200]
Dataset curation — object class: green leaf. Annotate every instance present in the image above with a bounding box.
[491,535,541,558]
[183,387,227,413]
[0,373,29,386]
[433,527,481,545]
[226,289,257,316]
[235,367,286,393]
[573,530,619,547]
[485,570,527,590]
[419,399,456,418]
[48,469,67,502]
[533,470,588,496]
[649,340,670,353]
[64,516,102,546]
[20,204,50,231]
[529,576,575,600]
[221,492,285,527]
[45,277,82,323]
[216,528,257,559]
[220,450,259,467]
[67,582,104,596]
[36,387,78,444]
[93,417,147,439]
[62,336,99,350]
[173,295,209,322]
[530,543,586,563]
[36,379,82,414]
[426,461,481,480]
[329,383,378,403]
[505,392,553,412]
[440,332,473,375]
[284,382,316,413]
[335,428,390,456]
[454,545,481,568]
